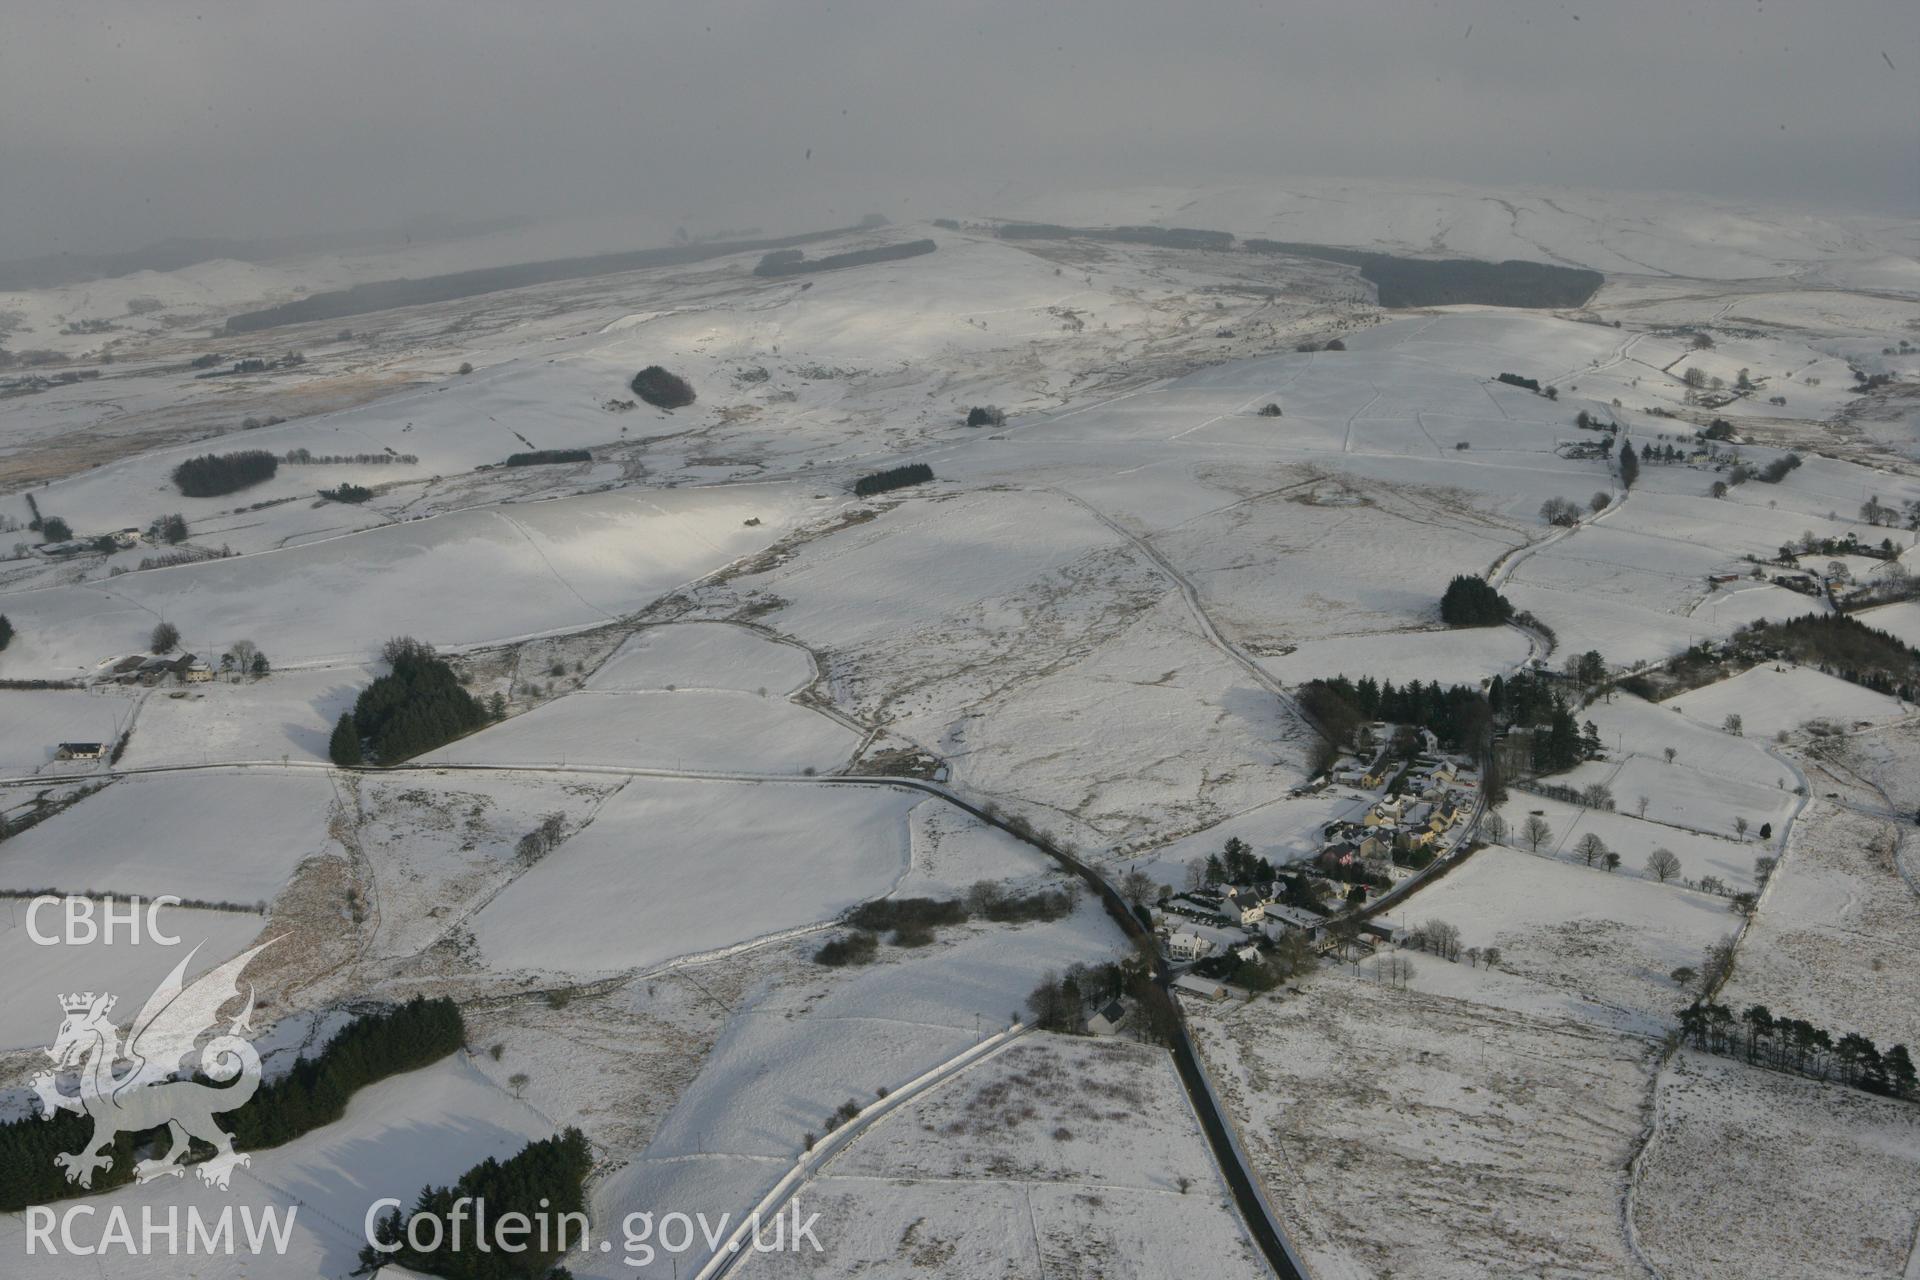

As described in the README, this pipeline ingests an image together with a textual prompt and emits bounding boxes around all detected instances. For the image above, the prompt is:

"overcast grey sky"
[1,0,1914,259]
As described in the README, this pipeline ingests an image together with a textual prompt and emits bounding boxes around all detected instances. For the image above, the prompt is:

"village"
[1148,728,1483,1002]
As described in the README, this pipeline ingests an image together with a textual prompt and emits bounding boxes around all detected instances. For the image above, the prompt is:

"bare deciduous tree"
[1647,848,1682,882]
[1522,815,1553,852]
[1119,869,1157,905]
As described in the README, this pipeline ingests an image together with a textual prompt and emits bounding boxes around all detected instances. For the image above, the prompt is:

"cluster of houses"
[1157,882,1331,966]
[1154,733,1479,976]
[1318,735,1477,869]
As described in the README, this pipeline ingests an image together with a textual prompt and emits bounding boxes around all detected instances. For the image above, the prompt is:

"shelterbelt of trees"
[0,997,463,1211]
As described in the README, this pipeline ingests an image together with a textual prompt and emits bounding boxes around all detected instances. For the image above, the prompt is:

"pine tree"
[329,713,362,767]
[1886,1045,1917,1098]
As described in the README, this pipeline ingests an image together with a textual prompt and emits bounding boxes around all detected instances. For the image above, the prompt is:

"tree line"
[0,996,463,1213]
[1680,1001,1916,1099]
[503,450,591,467]
[816,882,1076,960]
[283,449,418,465]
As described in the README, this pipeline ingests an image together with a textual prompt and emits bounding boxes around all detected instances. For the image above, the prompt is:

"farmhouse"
[55,742,104,761]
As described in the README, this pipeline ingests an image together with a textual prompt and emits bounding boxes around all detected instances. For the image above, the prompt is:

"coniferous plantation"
[333,637,490,764]
[170,449,279,496]
[1439,574,1514,626]
[852,462,933,497]
[629,365,695,409]
[359,1128,593,1279]
[0,997,462,1212]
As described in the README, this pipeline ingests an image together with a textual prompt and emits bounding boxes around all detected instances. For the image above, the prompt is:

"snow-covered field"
[0,903,265,1050]
[0,485,826,678]
[732,1035,1266,1280]
[585,622,816,694]
[117,666,373,768]
[429,687,860,774]
[1585,692,1800,787]
[1490,792,1770,891]
[590,901,1121,1279]
[1665,664,1911,739]
[1634,1050,1920,1280]
[1555,755,1797,843]
[1721,775,1920,1051]
[1264,626,1532,686]
[1191,969,1655,1279]
[0,689,133,775]
[468,778,920,975]
[1377,845,1730,1031]
[1858,600,1920,650]
[0,772,337,903]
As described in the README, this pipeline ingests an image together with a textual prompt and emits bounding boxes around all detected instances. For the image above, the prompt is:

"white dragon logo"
[31,940,276,1191]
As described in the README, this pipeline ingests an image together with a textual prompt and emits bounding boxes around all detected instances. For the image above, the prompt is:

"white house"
[1224,890,1265,926]
[1166,929,1216,962]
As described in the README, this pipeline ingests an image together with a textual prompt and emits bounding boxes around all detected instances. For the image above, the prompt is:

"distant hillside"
[753,239,937,278]
[222,223,868,333]
[1244,241,1603,308]
[992,219,1601,308]
[0,218,524,292]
